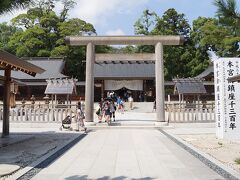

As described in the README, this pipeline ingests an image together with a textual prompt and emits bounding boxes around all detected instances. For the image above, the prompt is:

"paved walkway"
[32,128,223,180]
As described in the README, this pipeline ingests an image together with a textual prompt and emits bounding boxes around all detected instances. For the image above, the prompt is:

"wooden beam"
[144,61,149,64]
[2,67,11,137]
[0,50,45,76]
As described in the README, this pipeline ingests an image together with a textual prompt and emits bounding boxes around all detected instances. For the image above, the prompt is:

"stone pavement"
[32,128,223,180]
[164,123,240,176]
[0,106,237,179]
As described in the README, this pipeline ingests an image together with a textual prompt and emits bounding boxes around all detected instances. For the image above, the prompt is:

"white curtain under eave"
[104,80,143,91]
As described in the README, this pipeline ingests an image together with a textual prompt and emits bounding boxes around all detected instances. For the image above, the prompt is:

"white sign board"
[214,58,240,141]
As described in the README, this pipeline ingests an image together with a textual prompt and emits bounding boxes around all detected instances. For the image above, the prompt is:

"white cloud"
[0,0,150,27]
[70,0,150,25]
[105,28,125,35]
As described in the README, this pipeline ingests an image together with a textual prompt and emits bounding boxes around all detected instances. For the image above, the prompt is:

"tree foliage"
[0,0,33,15]
[133,4,240,80]
[134,9,157,35]
[213,0,240,56]
[214,0,240,35]
[134,8,198,80]
[0,22,21,51]
[3,0,97,80]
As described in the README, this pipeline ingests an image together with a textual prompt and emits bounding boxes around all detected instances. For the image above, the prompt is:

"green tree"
[0,22,21,51]
[192,15,240,57]
[0,0,33,15]
[134,9,158,53]
[134,9,157,35]
[7,0,97,80]
[214,0,240,35]
[154,8,192,79]
[152,8,190,37]
[134,8,195,80]
[213,0,240,56]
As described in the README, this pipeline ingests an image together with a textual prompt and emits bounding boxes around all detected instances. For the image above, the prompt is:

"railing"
[166,103,215,123]
[0,104,78,123]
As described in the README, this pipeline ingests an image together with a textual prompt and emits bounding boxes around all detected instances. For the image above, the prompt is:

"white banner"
[104,80,143,91]
[214,58,240,141]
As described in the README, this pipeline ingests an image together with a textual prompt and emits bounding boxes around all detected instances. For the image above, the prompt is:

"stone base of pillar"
[84,122,97,126]
[154,121,168,127]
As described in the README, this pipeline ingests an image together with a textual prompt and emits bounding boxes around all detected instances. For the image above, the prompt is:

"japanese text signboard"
[214,58,240,140]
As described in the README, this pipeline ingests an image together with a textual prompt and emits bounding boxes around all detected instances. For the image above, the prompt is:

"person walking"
[117,96,124,113]
[96,102,103,123]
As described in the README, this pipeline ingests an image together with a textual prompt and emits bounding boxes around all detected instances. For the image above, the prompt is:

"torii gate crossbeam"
[65,35,184,123]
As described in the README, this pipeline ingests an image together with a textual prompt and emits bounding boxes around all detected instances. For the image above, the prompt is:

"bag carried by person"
[96,108,101,115]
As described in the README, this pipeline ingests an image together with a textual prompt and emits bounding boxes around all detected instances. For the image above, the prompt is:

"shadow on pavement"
[0,130,91,179]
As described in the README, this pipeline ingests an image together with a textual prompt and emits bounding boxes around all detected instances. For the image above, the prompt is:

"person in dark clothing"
[153,99,156,112]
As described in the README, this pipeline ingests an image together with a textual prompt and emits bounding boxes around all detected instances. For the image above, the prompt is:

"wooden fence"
[0,102,215,123]
[166,103,215,123]
[0,104,78,123]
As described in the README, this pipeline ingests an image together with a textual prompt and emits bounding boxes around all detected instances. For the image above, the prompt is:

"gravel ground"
[0,132,80,179]
[179,134,240,173]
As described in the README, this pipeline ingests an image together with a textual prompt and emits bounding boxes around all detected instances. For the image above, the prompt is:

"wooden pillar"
[55,94,57,105]
[51,94,53,108]
[27,86,31,99]
[197,95,200,109]
[101,80,104,98]
[143,80,147,102]
[2,68,11,137]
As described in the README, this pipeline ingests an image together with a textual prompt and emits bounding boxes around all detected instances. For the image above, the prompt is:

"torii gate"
[65,36,184,123]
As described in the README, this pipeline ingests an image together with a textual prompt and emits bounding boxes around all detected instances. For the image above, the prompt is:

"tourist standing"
[103,101,111,125]
[76,98,86,132]
[153,99,156,112]
[128,95,133,110]
[110,100,116,121]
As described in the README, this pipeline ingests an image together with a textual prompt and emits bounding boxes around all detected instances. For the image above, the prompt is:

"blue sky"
[0,0,217,35]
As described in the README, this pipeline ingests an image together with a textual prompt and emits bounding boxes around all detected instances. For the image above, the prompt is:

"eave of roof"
[95,63,155,79]
[195,66,214,79]
[0,50,45,76]
[173,78,207,94]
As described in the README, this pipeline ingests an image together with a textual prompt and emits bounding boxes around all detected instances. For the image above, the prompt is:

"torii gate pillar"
[155,42,165,121]
[85,43,95,122]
